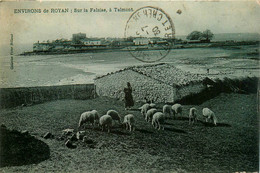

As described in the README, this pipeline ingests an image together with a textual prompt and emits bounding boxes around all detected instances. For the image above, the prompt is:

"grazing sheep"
[189,107,198,125]
[78,110,100,129]
[145,108,157,122]
[123,114,135,132]
[202,108,217,126]
[106,110,121,124]
[149,103,156,108]
[172,104,182,119]
[152,112,165,130]
[91,110,100,125]
[163,105,173,119]
[140,103,151,118]
[99,115,113,133]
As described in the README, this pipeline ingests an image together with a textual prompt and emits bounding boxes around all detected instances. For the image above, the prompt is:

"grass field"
[0,93,258,172]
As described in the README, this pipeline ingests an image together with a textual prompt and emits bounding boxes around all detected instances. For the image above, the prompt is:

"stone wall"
[95,69,176,103]
[0,84,95,109]
[176,83,206,100]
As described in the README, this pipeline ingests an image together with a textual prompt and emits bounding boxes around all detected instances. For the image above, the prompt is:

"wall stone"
[95,69,175,103]
[176,83,206,100]
[0,84,94,109]
[95,66,207,104]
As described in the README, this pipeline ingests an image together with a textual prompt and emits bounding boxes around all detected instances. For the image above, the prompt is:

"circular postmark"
[125,6,175,63]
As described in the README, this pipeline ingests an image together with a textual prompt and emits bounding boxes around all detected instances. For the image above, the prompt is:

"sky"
[0,1,259,54]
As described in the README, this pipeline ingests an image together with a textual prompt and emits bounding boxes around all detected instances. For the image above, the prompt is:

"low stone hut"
[94,63,208,103]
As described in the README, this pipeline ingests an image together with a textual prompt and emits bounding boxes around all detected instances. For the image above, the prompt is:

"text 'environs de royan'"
[14,8,134,14]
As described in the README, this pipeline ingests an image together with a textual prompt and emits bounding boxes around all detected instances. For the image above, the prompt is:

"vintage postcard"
[0,0,259,172]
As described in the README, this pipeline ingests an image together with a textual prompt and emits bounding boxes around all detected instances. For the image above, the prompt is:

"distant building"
[133,38,150,45]
[33,43,52,51]
[72,33,86,43]
[81,39,101,46]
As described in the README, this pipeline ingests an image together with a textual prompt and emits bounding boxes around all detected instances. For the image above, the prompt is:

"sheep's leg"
[170,110,173,119]
[152,120,155,128]
[129,124,132,132]
[78,124,81,131]
[173,112,176,119]
[153,121,157,129]
[107,125,110,133]
[142,111,145,118]
[157,121,161,130]
[156,120,161,130]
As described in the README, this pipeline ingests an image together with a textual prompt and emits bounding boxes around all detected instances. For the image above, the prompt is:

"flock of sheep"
[78,103,218,133]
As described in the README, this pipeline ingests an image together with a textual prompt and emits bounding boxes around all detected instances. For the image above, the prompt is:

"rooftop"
[95,63,205,87]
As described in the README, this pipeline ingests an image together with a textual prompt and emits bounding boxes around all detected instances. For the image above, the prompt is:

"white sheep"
[163,105,173,119]
[149,103,156,108]
[189,107,198,125]
[152,112,165,130]
[145,108,157,122]
[99,114,113,133]
[172,104,183,119]
[78,110,100,129]
[106,110,121,124]
[202,108,217,126]
[91,110,99,123]
[123,114,135,132]
[140,103,151,118]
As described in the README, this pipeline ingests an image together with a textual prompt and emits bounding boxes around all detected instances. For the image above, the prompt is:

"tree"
[186,31,203,40]
[186,30,214,42]
[201,29,214,42]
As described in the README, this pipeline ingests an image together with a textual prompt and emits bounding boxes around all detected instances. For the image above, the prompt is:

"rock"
[62,128,74,135]
[43,132,54,139]
[21,130,29,135]
[1,124,7,129]
[82,136,94,144]
[76,131,85,140]
[65,140,77,149]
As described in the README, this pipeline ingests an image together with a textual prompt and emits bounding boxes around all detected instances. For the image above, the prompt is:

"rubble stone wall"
[95,69,176,103]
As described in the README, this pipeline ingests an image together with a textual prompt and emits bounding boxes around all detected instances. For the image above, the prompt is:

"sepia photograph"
[0,1,259,172]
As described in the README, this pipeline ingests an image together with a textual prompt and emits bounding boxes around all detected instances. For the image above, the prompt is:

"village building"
[33,43,52,51]
[81,39,102,46]
[94,63,208,103]
[133,38,150,45]
[72,33,86,43]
